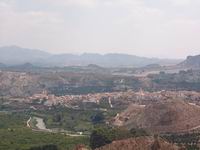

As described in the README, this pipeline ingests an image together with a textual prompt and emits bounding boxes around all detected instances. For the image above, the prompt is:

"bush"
[91,112,105,124]
[130,128,149,137]
[90,126,148,149]
[29,144,58,150]
[90,127,131,149]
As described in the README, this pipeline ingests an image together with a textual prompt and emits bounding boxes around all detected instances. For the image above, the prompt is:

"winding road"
[27,116,85,137]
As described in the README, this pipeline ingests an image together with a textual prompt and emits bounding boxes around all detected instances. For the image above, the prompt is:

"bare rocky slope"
[95,136,181,150]
[0,71,142,97]
[179,55,200,69]
[112,99,200,133]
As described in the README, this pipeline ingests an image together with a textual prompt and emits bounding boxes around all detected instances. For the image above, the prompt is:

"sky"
[0,0,200,59]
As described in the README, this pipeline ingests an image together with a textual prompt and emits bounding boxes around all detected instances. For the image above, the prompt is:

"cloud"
[0,2,63,30]
[170,0,191,6]
[0,0,200,58]
[36,0,98,8]
[0,1,65,50]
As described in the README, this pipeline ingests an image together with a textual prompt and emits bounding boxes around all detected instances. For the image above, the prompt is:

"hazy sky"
[0,0,200,58]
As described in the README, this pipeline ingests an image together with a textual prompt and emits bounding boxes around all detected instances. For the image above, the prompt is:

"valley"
[1,0,200,148]
[0,48,200,150]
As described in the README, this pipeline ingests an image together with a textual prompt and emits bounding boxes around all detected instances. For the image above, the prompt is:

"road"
[27,116,85,137]
[26,117,31,128]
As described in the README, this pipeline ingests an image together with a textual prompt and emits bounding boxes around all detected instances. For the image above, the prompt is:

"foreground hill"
[0,46,181,67]
[96,136,181,150]
[113,99,200,133]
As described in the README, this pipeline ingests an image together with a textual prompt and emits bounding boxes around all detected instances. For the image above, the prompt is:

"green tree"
[29,144,58,150]
[90,126,131,149]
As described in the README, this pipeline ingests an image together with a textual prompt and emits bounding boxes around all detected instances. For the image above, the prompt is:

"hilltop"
[112,99,200,133]
[179,54,200,69]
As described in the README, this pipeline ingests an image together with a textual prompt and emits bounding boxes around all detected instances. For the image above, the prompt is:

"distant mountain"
[48,53,181,67]
[0,46,182,67]
[9,63,37,69]
[179,55,200,69]
[0,46,52,65]
[141,64,162,70]
[0,63,6,68]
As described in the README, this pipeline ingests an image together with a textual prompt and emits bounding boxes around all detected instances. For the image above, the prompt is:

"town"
[27,90,200,108]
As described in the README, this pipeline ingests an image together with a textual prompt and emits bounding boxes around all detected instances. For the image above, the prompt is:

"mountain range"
[0,46,182,67]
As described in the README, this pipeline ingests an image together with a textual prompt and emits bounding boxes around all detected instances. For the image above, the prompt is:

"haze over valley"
[1,0,200,150]
[0,46,200,150]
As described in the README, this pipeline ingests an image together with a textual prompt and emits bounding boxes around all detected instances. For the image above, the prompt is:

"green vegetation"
[31,106,119,133]
[0,106,120,149]
[32,107,99,132]
[90,126,149,149]
[0,112,89,150]
[0,112,28,128]
[28,144,58,150]
[148,70,200,91]
[91,112,105,124]
[0,109,148,150]
[162,132,200,150]
[0,128,89,150]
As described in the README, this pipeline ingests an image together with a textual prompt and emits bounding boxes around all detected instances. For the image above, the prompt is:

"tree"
[90,126,131,149]
[90,127,112,149]
[53,114,62,122]
[29,144,58,150]
[130,128,149,137]
[91,112,105,124]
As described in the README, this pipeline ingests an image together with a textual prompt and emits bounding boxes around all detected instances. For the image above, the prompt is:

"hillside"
[179,55,200,69]
[95,136,181,150]
[1,69,200,97]
[0,71,141,97]
[0,46,51,65]
[113,99,200,133]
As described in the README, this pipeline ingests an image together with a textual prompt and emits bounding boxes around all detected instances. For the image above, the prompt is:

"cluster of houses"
[28,89,200,107]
